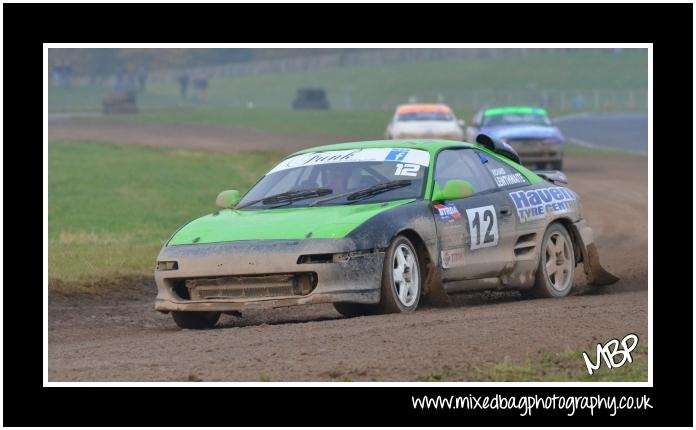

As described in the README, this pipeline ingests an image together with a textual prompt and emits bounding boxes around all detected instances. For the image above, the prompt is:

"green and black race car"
[155,137,617,329]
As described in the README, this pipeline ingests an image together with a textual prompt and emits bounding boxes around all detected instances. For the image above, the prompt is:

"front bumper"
[507,140,562,163]
[154,239,384,312]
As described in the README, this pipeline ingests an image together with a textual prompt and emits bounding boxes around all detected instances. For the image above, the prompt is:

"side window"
[476,151,529,189]
[434,149,496,195]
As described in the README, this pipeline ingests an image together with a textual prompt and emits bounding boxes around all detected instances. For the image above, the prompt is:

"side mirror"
[431,180,475,202]
[457,119,466,128]
[216,189,241,208]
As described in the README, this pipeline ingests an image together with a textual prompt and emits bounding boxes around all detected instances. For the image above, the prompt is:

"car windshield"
[397,112,454,122]
[237,148,430,209]
[482,109,552,127]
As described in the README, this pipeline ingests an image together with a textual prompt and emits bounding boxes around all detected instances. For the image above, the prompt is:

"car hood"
[167,198,416,245]
[393,121,462,134]
[479,124,563,140]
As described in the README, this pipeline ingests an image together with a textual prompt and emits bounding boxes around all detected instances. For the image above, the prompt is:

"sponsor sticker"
[385,149,410,161]
[441,248,466,269]
[509,186,577,223]
[434,202,462,221]
[493,172,526,187]
[268,148,430,173]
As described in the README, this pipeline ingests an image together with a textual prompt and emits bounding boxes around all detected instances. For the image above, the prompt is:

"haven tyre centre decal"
[509,187,577,223]
[466,205,499,250]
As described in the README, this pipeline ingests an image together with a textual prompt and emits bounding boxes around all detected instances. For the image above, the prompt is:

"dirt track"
[48,121,648,381]
[48,119,336,153]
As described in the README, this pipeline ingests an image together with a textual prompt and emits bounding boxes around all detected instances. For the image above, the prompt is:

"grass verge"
[49,141,283,293]
[416,344,648,382]
[84,107,393,140]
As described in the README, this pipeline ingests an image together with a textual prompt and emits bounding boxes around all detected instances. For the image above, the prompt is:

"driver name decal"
[509,187,577,223]
[268,148,430,173]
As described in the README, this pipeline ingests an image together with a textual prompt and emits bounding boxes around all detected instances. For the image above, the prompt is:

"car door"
[431,148,517,281]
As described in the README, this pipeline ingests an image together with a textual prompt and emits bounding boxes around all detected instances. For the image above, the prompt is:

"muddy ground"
[48,120,648,381]
[48,118,336,153]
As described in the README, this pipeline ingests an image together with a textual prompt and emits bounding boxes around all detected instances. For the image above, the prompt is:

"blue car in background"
[466,106,565,170]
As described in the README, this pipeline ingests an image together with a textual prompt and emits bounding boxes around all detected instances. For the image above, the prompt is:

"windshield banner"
[269,148,430,173]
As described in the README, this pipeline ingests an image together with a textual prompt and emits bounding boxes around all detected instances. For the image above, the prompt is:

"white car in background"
[386,104,465,141]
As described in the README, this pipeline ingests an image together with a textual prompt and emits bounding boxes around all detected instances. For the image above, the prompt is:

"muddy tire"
[551,160,563,171]
[171,311,221,329]
[333,302,375,318]
[531,223,576,298]
[377,235,422,313]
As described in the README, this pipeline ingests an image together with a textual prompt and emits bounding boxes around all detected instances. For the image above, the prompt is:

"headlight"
[156,261,179,271]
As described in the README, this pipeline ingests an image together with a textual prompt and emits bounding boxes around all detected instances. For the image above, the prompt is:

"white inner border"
[43,43,652,388]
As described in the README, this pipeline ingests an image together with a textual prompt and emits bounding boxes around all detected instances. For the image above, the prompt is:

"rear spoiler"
[475,134,520,164]
[535,170,568,185]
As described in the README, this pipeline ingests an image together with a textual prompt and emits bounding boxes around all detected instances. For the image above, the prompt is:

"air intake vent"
[185,273,317,300]
[514,233,537,257]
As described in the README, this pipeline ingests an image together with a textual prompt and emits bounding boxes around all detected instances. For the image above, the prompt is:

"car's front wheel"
[530,223,576,298]
[171,311,221,329]
[377,235,422,313]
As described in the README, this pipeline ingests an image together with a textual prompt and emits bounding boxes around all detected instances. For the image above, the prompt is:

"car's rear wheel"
[377,235,422,313]
[530,223,576,298]
[171,311,221,329]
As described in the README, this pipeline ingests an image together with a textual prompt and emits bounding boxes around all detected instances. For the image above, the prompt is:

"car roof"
[290,139,476,156]
[483,106,548,116]
[396,104,453,114]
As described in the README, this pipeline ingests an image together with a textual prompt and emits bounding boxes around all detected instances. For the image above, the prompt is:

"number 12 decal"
[394,163,420,176]
[465,205,499,250]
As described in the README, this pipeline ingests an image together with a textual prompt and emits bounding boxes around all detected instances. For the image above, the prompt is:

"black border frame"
[4,2,692,427]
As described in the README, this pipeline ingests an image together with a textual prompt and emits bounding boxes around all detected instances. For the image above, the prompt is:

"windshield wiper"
[236,187,332,209]
[310,180,412,206]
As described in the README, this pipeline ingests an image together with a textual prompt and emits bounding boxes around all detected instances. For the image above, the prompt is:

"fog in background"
[48,48,648,113]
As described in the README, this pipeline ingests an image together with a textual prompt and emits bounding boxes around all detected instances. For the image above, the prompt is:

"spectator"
[178,73,190,99]
[114,70,126,91]
[573,93,586,110]
[64,64,73,88]
[137,65,148,92]
[193,76,209,101]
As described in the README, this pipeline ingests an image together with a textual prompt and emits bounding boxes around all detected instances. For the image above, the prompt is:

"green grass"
[48,141,284,293]
[49,50,647,112]
[416,345,648,382]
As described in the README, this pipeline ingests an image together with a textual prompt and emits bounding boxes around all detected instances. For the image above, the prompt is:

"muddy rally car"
[386,103,465,140]
[466,106,565,170]
[154,137,617,329]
